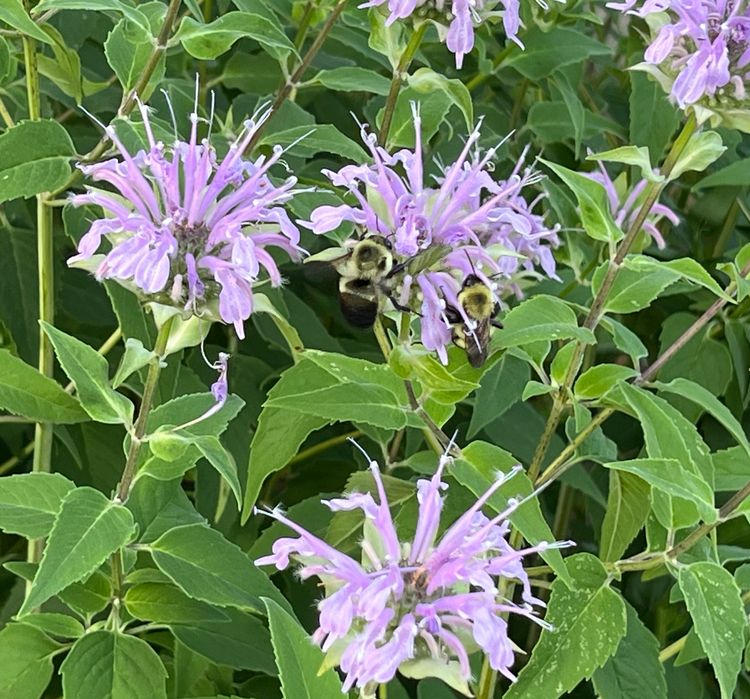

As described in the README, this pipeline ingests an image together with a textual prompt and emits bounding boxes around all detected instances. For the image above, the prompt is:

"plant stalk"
[23,0,54,565]
[115,316,174,503]
[244,0,348,154]
[378,22,427,145]
[527,113,698,482]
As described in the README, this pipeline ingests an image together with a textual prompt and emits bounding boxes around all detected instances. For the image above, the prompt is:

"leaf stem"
[244,0,348,154]
[527,112,698,483]
[378,22,427,146]
[288,429,362,466]
[115,315,175,503]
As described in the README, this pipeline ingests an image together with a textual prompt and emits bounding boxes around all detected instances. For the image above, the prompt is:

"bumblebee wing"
[465,319,490,367]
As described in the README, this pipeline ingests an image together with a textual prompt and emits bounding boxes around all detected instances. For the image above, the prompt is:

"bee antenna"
[464,250,478,277]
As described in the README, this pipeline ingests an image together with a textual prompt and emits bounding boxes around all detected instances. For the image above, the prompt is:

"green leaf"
[264,372,409,428]
[694,158,750,189]
[172,607,276,674]
[0,348,87,423]
[539,158,623,243]
[655,313,732,416]
[603,459,716,524]
[390,345,478,405]
[629,71,679,161]
[126,475,205,543]
[653,378,750,463]
[505,554,627,699]
[264,598,343,698]
[124,582,229,623]
[468,353,529,437]
[0,0,53,44]
[19,487,136,615]
[588,145,661,182]
[618,383,714,486]
[112,338,155,389]
[0,472,75,538]
[495,295,595,349]
[105,17,165,99]
[504,27,611,81]
[554,72,585,156]
[42,322,134,425]
[32,0,151,33]
[367,7,405,69]
[668,131,726,182]
[678,562,745,699]
[407,67,473,131]
[0,623,60,698]
[60,630,167,699]
[259,124,368,162]
[19,612,84,639]
[599,471,650,562]
[451,441,570,585]
[576,364,638,400]
[175,12,296,61]
[149,523,289,614]
[313,66,390,95]
[628,256,734,302]
[592,258,678,314]
[193,435,242,508]
[0,120,74,203]
[593,602,667,699]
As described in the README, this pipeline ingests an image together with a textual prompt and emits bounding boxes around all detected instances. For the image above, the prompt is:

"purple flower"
[611,0,750,118]
[361,0,561,68]
[69,86,303,339]
[303,106,560,364]
[256,447,572,694]
[583,161,679,249]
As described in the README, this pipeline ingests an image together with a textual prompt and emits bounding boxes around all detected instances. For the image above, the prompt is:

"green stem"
[477,656,497,699]
[536,257,750,488]
[116,316,175,503]
[527,113,698,483]
[293,0,316,50]
[0,96,15,128]
[464,43,514,92]
[49,0,183,198]
[378,22,427,145]
[244,0,348,154]
[23,0,53,566]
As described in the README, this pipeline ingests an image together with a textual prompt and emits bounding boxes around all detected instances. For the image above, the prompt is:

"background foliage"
[1,0,750,697]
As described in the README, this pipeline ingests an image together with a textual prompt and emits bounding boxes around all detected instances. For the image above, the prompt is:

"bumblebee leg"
[490,319,504,330]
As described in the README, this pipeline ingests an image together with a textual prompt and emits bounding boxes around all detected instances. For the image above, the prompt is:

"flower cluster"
[584,161,679,249]
[611,0,750,127]
[304,107,560,364]
[362,0,561,68]
[69,89,303,339]
[256,448,569,695]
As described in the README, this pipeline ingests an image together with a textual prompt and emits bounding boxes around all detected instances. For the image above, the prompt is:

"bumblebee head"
[351,237,394,279]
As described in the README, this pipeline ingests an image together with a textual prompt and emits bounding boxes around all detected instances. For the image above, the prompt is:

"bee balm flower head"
[611,0,750,129]
[256,446,572,696]
[303,105,560,364]
[69,85,303,339]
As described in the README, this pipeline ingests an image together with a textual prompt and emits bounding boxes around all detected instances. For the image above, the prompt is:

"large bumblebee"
[444,274,502,367]
[332,236,404,328]
[328,236,450,329]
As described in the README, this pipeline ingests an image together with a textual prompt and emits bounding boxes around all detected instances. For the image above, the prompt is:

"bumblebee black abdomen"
[339,278,378,328]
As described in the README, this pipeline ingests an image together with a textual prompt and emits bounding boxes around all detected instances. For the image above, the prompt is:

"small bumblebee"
[445,274,502,367]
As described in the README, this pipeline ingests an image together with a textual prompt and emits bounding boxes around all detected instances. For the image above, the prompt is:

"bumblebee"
[334,236,401,328]
[332,237,451,329]
[445,274,502,367]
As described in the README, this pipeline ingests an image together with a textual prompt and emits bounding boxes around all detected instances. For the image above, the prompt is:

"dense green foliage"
[1,0,750,697]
